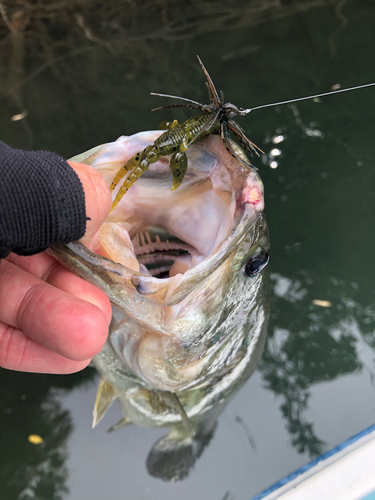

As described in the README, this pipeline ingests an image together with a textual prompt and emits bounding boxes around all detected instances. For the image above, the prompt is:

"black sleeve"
[0,141,87,259]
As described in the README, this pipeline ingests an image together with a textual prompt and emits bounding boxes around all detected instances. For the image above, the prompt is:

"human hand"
[0,161,112,374]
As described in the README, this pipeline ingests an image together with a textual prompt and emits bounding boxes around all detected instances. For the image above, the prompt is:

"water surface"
[1,1,375,499]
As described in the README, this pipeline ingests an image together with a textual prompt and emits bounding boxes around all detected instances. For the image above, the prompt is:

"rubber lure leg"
[169,151,188,190]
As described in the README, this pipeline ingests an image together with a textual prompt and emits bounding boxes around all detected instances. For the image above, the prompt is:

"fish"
[51,130,270,478]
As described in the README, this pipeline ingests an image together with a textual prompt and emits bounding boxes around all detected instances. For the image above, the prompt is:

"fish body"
[51,131,270,472]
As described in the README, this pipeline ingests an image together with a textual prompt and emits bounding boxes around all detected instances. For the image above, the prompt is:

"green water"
[1,1,375,498]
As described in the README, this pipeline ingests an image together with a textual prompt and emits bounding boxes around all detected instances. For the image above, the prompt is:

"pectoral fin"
[107,416,132,433]
[92,377,117,428]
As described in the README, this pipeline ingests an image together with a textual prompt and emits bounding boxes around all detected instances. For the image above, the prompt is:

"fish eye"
[244,249,270,277]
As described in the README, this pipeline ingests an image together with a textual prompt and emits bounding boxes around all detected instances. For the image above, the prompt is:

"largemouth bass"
[51,131,270,477]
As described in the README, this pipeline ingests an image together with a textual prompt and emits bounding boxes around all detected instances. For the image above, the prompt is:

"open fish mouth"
[86,131,265,300]
[130,227,198,279]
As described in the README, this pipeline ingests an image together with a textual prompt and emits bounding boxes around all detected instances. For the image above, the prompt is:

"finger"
[0,260,109,361]
[7,252,112,325]
[0,323,91,374]
[68,161,112,246]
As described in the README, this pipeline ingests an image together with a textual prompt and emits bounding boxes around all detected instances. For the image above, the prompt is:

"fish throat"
[130,226,196,279]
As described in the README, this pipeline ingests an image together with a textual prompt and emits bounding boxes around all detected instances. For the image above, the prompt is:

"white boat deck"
[251,423,375,500]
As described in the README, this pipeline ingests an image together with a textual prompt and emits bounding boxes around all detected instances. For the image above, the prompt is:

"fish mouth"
[130,225,199,279]
[89,133,265,302]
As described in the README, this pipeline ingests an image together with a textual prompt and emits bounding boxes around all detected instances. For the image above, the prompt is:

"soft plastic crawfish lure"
[110,56,375,211]
[110,56,262,210]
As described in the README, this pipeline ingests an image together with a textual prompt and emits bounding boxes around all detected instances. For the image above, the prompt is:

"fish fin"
[107,416,132,433]
[92,377,117,428]
[161,391,195,436]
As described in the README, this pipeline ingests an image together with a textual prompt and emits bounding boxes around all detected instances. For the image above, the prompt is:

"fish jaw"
[51,132,268,392]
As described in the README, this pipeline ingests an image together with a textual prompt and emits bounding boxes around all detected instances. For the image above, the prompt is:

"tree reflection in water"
[0,0,375,493]
[1,271,374,491]
[259,272,374,457]
[0,369,95,499]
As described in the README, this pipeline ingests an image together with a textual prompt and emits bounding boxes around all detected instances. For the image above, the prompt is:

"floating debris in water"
[272,135,285,144]
[11,111,27,121]
[221,492,233,500]
[270,148,281,157]
[235,415,256,450]
[28,434,44,445]
[331,83,341,90]
[221,45,259,61]
[312,299,332,307]
[270,161,278,169]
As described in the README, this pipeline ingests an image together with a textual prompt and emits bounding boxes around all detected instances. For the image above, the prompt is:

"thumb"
[68,161,112,246]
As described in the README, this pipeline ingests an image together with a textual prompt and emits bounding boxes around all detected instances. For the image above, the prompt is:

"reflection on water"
[260,272,375,457]
[0,0,355,153]
[2,268,373,495]
[1,0,375,498]
[0,0,340,97]
[0,369,94,499]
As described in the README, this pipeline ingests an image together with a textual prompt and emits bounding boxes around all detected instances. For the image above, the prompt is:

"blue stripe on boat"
[251,422,375,500]
[361,490,375,500]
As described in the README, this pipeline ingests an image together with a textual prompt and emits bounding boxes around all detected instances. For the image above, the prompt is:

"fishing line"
[242,82,375,113]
